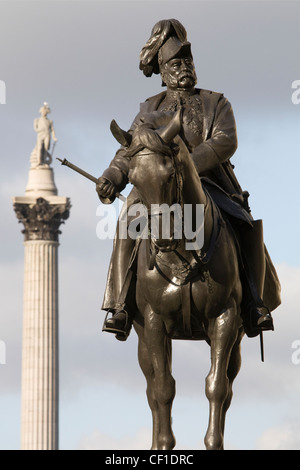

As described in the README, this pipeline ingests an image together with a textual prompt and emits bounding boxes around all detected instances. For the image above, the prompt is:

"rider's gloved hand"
[96,176,117,202]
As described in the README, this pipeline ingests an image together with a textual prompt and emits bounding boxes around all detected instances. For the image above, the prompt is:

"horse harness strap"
[181,282,192,337]
[192,193,223,266]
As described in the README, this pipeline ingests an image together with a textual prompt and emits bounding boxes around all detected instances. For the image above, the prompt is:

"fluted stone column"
[13,164,70,450]
[21,240,59,449]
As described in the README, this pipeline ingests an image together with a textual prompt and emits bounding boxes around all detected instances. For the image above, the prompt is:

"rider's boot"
[240,219,274,337]
[103,304,132,341]
[102,235,135,340]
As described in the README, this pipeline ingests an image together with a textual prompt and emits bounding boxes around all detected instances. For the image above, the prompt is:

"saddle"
[201,178,253,227]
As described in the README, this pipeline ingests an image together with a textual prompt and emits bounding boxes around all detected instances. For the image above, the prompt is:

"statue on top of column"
[30,102,58,168]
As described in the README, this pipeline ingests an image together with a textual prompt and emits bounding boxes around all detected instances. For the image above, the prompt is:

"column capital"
[13,196,71,242]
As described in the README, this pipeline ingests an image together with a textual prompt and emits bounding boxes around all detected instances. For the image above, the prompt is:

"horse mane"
[126,122,176,159]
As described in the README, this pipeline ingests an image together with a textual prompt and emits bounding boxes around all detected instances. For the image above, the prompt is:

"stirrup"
[102,309,131,341]
[243,303,274,338]
[256,306,274,331]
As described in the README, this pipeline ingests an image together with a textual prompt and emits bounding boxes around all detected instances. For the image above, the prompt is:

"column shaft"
[21,240,59,450]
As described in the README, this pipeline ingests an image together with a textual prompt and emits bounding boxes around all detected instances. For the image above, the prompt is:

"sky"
[0,0,299,451]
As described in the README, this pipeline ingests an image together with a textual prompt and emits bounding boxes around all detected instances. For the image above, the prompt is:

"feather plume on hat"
[139,19,187,77]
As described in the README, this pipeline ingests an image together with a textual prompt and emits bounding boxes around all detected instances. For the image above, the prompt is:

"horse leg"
[136,332,160,449]
[220,331,244,437]
[141,305,176,450]
[204,305,240,450]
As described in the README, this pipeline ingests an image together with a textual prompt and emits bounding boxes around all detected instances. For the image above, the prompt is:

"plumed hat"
[139,19,190,77]
[158,36,192,67]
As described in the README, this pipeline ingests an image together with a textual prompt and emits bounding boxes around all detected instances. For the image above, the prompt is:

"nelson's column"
[13,103,70,450]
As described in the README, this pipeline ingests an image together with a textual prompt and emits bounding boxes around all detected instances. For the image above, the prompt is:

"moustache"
[178,71,195,80]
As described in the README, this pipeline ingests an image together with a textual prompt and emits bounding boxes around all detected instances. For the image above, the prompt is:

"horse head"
[110,110,186,252]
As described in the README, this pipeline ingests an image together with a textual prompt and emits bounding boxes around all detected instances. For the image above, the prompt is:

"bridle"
[128,144,185,253]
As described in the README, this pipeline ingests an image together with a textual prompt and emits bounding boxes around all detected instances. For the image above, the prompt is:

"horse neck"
[174,136,207,207]
[174,136,214,254]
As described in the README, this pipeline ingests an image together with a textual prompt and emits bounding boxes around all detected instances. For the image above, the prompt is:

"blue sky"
[0,0,299,450]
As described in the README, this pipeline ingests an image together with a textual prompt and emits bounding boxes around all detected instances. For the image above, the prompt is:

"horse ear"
[158,108,182,144]
[110,120,132,147]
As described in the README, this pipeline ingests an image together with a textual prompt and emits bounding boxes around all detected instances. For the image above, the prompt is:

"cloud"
[257,422,300,450]
[0,259,23,393]
[78,427,152,450]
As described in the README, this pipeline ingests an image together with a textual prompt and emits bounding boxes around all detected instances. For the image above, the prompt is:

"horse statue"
[108,108,247,451]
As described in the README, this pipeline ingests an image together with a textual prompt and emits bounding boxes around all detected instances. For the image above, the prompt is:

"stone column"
[22,240,59,450]
[13,171,70,450]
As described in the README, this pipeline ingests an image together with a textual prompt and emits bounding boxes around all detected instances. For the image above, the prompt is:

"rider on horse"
[96,19,281,340]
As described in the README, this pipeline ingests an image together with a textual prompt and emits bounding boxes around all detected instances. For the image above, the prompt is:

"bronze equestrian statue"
[95,19,281,449]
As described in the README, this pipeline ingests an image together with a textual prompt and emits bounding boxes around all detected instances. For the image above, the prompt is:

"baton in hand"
[56,158,126,202]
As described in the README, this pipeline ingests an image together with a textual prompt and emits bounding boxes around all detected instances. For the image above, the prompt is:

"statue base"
[25,165,57,197]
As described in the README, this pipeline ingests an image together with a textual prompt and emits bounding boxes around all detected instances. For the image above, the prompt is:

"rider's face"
[160,57,197,91]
